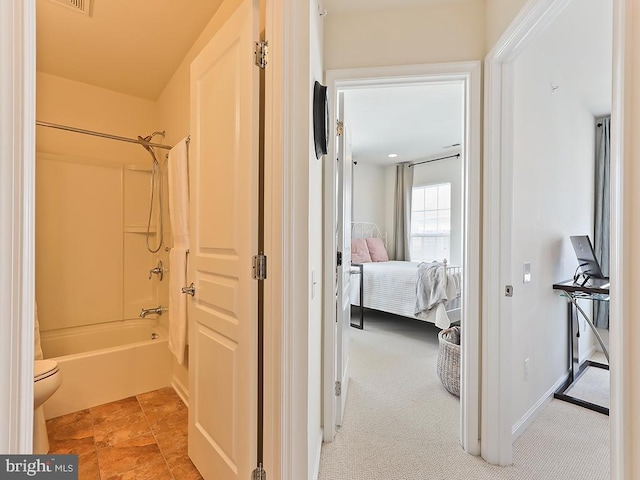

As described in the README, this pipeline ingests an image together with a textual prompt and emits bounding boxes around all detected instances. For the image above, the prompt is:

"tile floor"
[46,387,203,480]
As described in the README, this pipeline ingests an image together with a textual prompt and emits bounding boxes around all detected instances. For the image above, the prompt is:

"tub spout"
[140,306,164,318]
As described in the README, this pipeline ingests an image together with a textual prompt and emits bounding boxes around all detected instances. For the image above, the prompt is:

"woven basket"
[437,326,461,397]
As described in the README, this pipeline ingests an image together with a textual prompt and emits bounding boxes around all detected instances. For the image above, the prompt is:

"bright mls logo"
[0,455,77,479]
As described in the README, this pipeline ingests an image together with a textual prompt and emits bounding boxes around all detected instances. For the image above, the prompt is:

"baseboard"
[580,344,597,364]
[312,429,323,480]
[171,374,189,406]
[512,373,569,441]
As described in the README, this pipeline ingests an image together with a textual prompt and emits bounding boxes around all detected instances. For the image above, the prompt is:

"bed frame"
[350,222,461,328]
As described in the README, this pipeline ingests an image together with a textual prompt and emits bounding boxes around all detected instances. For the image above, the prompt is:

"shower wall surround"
[36,72,170,334]
[36,154,164,332]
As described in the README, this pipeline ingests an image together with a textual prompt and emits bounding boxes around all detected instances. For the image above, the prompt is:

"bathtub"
[41,319,172,419]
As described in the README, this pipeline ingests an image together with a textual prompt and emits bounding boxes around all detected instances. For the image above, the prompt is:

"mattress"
[350,261,461,325]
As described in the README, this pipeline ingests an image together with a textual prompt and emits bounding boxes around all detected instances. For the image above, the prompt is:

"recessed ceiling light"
[388,153,398,158]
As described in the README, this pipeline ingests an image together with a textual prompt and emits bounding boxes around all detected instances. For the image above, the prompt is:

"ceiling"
[36,0,465,157]
[36,0,224,100]
[322,0,481,15]
[342,83,464,166]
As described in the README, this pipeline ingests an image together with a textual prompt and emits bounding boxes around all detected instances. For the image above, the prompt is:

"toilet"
[33,359,62,454]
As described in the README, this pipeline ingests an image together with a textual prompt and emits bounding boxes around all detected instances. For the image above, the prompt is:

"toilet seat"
[34,360,59,382]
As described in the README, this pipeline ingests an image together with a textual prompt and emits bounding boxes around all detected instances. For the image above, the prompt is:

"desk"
[350,263,364,329]
[552,279,609,415]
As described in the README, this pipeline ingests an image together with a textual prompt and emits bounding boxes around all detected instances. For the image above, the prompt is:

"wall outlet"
[524,358,530,381]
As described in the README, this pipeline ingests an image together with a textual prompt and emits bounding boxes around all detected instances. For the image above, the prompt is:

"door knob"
[181,283,195,296]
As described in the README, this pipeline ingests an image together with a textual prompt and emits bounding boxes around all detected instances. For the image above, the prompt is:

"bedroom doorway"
[322,62,482,455]
[483,0,617,467]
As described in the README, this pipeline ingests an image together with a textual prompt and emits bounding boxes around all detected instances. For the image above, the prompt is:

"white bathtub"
[41,319,172,419]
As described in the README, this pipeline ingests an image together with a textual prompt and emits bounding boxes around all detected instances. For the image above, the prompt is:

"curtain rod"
[408,153,460,168]
[36,121,173,150]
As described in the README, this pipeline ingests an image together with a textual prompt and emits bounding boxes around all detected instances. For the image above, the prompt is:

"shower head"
[138,132,165,165]
[143,131,166,142]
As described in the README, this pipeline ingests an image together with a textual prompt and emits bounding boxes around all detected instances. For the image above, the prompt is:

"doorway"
[322,61,482,455]
[483,0,617,470]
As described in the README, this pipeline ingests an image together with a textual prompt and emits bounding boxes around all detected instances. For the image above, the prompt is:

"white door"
[188,1,260,479]
[335,95,352,426]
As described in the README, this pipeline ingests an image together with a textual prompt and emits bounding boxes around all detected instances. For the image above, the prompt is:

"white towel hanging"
[167,137,190,364]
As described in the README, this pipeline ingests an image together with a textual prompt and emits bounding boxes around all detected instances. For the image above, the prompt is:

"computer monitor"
[570,235,606,279]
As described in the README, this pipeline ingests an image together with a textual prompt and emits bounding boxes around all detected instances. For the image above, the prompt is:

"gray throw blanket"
[415,261,449,315]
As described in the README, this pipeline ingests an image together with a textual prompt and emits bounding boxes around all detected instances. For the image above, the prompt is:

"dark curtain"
[392,163,413,261]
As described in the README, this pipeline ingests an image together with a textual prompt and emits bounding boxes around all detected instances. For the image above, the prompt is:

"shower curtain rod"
[36,121,173,150]
[408,153,460,168]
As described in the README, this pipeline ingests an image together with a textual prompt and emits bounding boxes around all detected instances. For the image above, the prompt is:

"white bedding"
[350,261,461,327]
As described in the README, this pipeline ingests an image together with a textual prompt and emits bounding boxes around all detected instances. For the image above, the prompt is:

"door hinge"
[253,254,267,280]
[252,465,266,480]
[336,251,343,267]
[335,381,341,396]
[254,41,268,69]
[336,120,344,137]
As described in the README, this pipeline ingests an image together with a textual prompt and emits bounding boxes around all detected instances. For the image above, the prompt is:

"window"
[410,183,451,262]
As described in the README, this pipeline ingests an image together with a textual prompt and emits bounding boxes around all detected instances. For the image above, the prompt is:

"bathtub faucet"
[140,306,165,318]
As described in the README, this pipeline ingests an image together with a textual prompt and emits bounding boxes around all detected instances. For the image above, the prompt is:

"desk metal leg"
[554,298,609,415]
[568,296,609,363]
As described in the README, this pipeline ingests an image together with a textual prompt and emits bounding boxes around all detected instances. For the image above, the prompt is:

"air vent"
[48,0,93,16]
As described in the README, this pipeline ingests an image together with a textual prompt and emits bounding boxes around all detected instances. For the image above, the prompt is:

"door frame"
[323,61,482,454]
[483,0,629,472]
[334,92,353,430]
[0,0,36,454]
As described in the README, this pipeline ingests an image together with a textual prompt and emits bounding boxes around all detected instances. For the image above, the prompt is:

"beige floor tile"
[155,422,188,468]
[91,396,141,420]
[46,409,95,456]
[137,387,183,412]
[102,457,174,480]
[96,433,165,479]
[91,396,153,448]
[170,456,204,480]
[138,389,186,428]
[78,451,100,480]
[46,388,203,480]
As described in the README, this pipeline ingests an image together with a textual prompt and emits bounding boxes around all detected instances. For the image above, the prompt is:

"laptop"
[570,235,609,286]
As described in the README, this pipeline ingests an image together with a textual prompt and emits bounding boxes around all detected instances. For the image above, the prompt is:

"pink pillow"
[351,238,372,263]
[366,237,389,262]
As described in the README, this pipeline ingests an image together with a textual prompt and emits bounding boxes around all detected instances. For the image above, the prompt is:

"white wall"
[324,2,485,70]
[484,0,528,50]
[509,0,612,426]
[352,162,386,232]
[308,0,325,477]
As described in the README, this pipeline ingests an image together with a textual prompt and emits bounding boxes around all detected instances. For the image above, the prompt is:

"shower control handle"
[182,283,195,297]
[149,260,164,281]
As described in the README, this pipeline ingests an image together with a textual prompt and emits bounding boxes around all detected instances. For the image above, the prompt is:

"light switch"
[523,262,531,283]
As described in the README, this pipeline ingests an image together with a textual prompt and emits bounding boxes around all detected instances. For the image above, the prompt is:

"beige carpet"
[565,365,610,409]
[319,311,610,480]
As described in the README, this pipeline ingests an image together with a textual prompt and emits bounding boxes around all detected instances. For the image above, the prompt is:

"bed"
[349,222,461,329]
